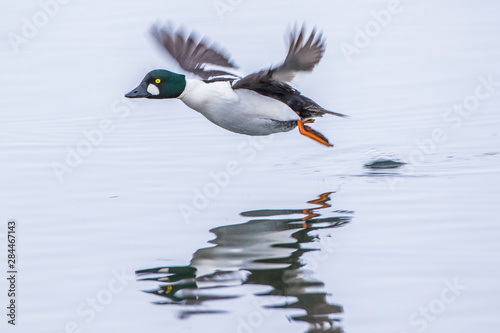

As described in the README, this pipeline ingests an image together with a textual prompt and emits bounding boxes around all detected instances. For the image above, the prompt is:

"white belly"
[179,80,300,135]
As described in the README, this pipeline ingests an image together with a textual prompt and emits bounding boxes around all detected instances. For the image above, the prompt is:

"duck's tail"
[320,109,348,118]
[298,96,348,119]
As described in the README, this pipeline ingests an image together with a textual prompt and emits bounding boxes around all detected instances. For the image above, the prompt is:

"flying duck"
[125,23,346,147]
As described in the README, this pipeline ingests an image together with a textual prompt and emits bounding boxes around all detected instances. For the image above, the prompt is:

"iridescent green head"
[125,70,186,99]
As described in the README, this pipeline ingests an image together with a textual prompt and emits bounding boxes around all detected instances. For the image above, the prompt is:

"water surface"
[1,1,499,333]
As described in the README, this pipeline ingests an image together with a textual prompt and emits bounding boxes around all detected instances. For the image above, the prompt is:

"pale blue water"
[1,1,500,332]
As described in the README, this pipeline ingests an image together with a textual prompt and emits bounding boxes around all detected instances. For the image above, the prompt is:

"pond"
[1,1,499,333]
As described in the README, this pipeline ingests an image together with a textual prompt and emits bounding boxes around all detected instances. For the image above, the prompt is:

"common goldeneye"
[125,24,346,147]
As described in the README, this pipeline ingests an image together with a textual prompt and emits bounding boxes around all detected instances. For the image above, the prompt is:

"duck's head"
[125,69,186,99]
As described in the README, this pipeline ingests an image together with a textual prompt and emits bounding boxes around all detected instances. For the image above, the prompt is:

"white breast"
[179,79,299,135]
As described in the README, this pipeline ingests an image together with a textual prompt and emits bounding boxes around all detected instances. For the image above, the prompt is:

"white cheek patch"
[147,84,160,96]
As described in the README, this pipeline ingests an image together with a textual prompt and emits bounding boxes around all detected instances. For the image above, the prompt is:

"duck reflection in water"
[136,192,353,332]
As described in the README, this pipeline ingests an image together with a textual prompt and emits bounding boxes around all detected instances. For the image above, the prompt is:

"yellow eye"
[155,78,161,84]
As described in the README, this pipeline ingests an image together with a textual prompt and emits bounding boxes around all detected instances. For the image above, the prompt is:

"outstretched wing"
[273,25,326,83]
[233,26,346,119]
[233,25,325,89]
[150,24,239,80]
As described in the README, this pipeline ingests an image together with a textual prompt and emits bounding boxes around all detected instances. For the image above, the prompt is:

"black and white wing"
[233,26,325,88]
[232,26,346,119]
[272,25,326,83]
[150,24,239,80]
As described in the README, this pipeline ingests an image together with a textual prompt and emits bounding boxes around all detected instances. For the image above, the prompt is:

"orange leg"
[297,120,333,147]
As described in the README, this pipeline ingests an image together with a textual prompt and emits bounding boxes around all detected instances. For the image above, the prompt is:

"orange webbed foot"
[297,120,333,147]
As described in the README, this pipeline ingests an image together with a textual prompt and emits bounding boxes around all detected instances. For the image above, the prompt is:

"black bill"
[125,82,151,98]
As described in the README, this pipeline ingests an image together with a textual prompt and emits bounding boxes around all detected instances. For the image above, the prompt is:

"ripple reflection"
[136,192,353,332]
